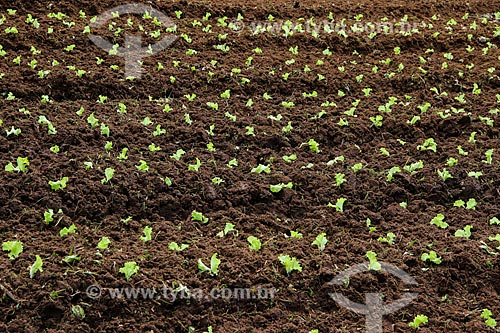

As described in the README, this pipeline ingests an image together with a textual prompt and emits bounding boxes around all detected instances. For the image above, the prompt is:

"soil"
[1,0,500,332]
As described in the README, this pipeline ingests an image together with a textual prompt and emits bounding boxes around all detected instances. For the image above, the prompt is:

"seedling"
[101,168,115,184]
[191,210,209,223]
[306,139,320,153]
[97,237,111,250]
[430,213,448,229]
[5,157,29,173]
[404,160,424,175]
[29,255,43,278]
[119,261,139,281]
[366,251,381,271]
[466,198,477,210]
[328,198,347,212]
[490,217,500,225]
[480,309,497,328]
[168,242,189,251]
[408,314,428,329]
[335,173,346,187]
[417,138,437,153]
[278,254,302,274]
[251,164,271,174]
[270,182,293,193]
[289,231,303,239]
[312,233,328,251]
[170,149,185,161]
[386,166,401,182]
[455,225,473,238]
[140,226,152,242]
[60,224,76,237]
[2,240,23,260]
[198,253,220,276]
[378,232,395,245]
[48,177,69,191]
[247,236,261,251]
[421,251,442,264]
[482,149,494,164]
[135,160,149,172]
[217,222,238,237]
[437,168,453,181]
[188,158,201,171]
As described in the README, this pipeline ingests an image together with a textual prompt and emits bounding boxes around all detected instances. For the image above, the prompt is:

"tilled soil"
[1,0,500,332]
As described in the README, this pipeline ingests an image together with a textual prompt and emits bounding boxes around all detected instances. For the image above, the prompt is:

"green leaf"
[278,254,302,274]
[2,240,23,259]
[119,261,139,281]
[29,255,43,278]
[312,233,328,251]
[247,236,261,251]
[97,237,111,249]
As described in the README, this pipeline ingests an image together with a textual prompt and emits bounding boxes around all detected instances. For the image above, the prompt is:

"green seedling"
[29,255,43,278]
[188,158,201,171]
[97,237,111,249]
[170,149,185,161]
[430,213,448,229]
[278,254,302,274]
[60,224,76,237]
[328,198,347,212]
[455,225,473,238]
[378,232,395,245]
[270,182,293,193]
[48,177,69,191]
[140,226,152,242]
[421,251,442,264]
[251,164,271,174]
[366,251,381,271]
[408,314,428,329]
[198,253,220,276]
[191,210,208,223]
[247,236,261,251]
[119,261,139,281]
[2,240,23,259]
[312,233,328,251]
[5,157,29,173]
[135,160,149,172]
[101,167,115,184]
[168,242,188,251]
[480,309,497,328]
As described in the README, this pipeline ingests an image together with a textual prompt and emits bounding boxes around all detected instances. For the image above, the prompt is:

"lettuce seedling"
[97,237,111,249]
[378,232,395,245]
[119,261,139,281]
[366,251,381,271]
[170,149,185,161]
[49,177,69,191]
[482,149,494,164]
[188,158,201,171]
[101,168,114,184]
[466,198,477,210]
[270,182,293,193]
[38,115,57,134]
[191,210,208,223]
[251,164,271,174]
[312,233,328,251]
[408,314,428,329]
[430,213,448,229]
[29,255,43,278]
[2,240,23,259]
[135,160,149,172]
[5,157,29,173]
[289,230,303,239]
[386,166,401,182]
[168,242,188,251]
[247,236,261,251]
[455,225,472,238]
[198,253,220,276]
[437,168,453,181]
[6,126,21,136]
[60,224,76,237]
[306,139,320,153]
[421,251,441,264]
[489,217,500,225]
[328,198,347,212]
[87,113,99,127]
[480,309,497,328]
[217,222,238,237]
[140,226,152,242]
[404,160,424,174]
[278,255,302,274]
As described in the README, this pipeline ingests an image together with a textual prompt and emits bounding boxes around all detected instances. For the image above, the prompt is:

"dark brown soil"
[1,0,500,332]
